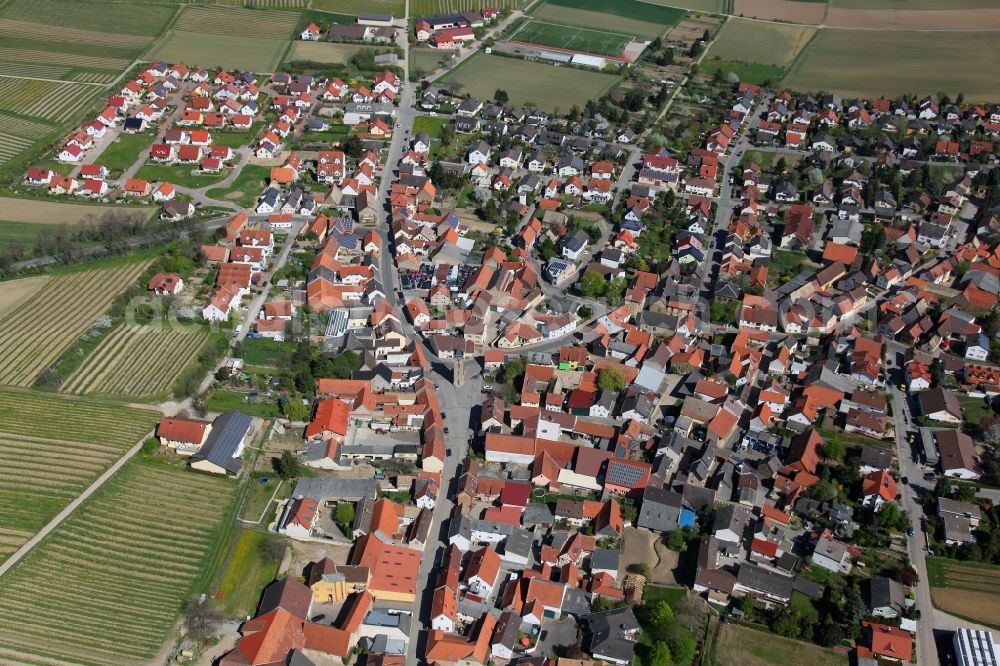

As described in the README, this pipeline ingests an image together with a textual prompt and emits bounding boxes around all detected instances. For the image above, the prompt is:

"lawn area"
[706,18,816,65]
[783,29,1000,100]
[740,150,775,168]
[819,426,894,450]
[643,584,688,606]
[98,132,155,176]
[206,163,271,208]
[150,31,290,72]
[768,248,810,286]
[239,475,286,524]
[717,623,848,666]
[960,395,994,429]
[237,337,294,367]
[215,528,281,618]
[134,164,230,189]
[791,590,820,623]
[704,58,787,86]
[511,20,632,57]
[440,53,620,113]
[927,557,1000,629]
[410,47,448,78]
[413,115,450,139]
[205,389,283,418]
[211,127,261,148]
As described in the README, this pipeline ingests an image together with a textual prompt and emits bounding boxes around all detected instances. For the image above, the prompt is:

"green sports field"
[511,20,632,57]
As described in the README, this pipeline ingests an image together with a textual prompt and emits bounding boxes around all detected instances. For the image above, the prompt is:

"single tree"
[335,502,355,534]
[596,366,625,392]
[275,450,302,480]
[183,597,223,642]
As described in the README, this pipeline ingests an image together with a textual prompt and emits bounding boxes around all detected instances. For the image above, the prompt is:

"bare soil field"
[0,275,48,318]
[932,588,1000,629]
[825,7,1000,30]
[733,0,826,24]
[622,527,679,585]
[666,18,720,43]
[0,197,152,225]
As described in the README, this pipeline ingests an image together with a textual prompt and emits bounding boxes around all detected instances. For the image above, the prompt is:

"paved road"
[889,386,938,666]
[0,425,157,578]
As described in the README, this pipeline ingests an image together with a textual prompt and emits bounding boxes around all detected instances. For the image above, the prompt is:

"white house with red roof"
[300,22,321,40]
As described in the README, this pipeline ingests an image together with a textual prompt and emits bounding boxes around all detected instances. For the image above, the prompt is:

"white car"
[429,111,438,117]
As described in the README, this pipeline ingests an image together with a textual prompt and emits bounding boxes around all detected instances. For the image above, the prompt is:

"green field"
[98,132,156,176]
[134,163,230,189]
[783,29,1000,100]
[705,58,787,85]
[411,0,524,15]
[542,0,685,25]
[286,40,372,64]
[0,0,175,36]
[643,0,724,10]
[150,31,291,72]
[441,53,620,112]
[215,529,281,618]
[313,0,405,15]
[0,220,56,246]
[0,389,159,564]
[206,163,272,208]
[531,3,672,40]
[0,458,238,664]
[511,20,632,57]
[707,18,816,65]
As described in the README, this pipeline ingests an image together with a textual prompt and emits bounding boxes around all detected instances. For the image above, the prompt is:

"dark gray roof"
[590,547,620,572]
[190,411,252,475]
[582,606,640,661]
[637,485,682,532]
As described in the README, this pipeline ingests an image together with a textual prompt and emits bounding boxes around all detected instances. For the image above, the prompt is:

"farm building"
[189,411,253,476]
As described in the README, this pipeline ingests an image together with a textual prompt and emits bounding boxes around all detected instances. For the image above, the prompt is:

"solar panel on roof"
[608,462,644,487]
